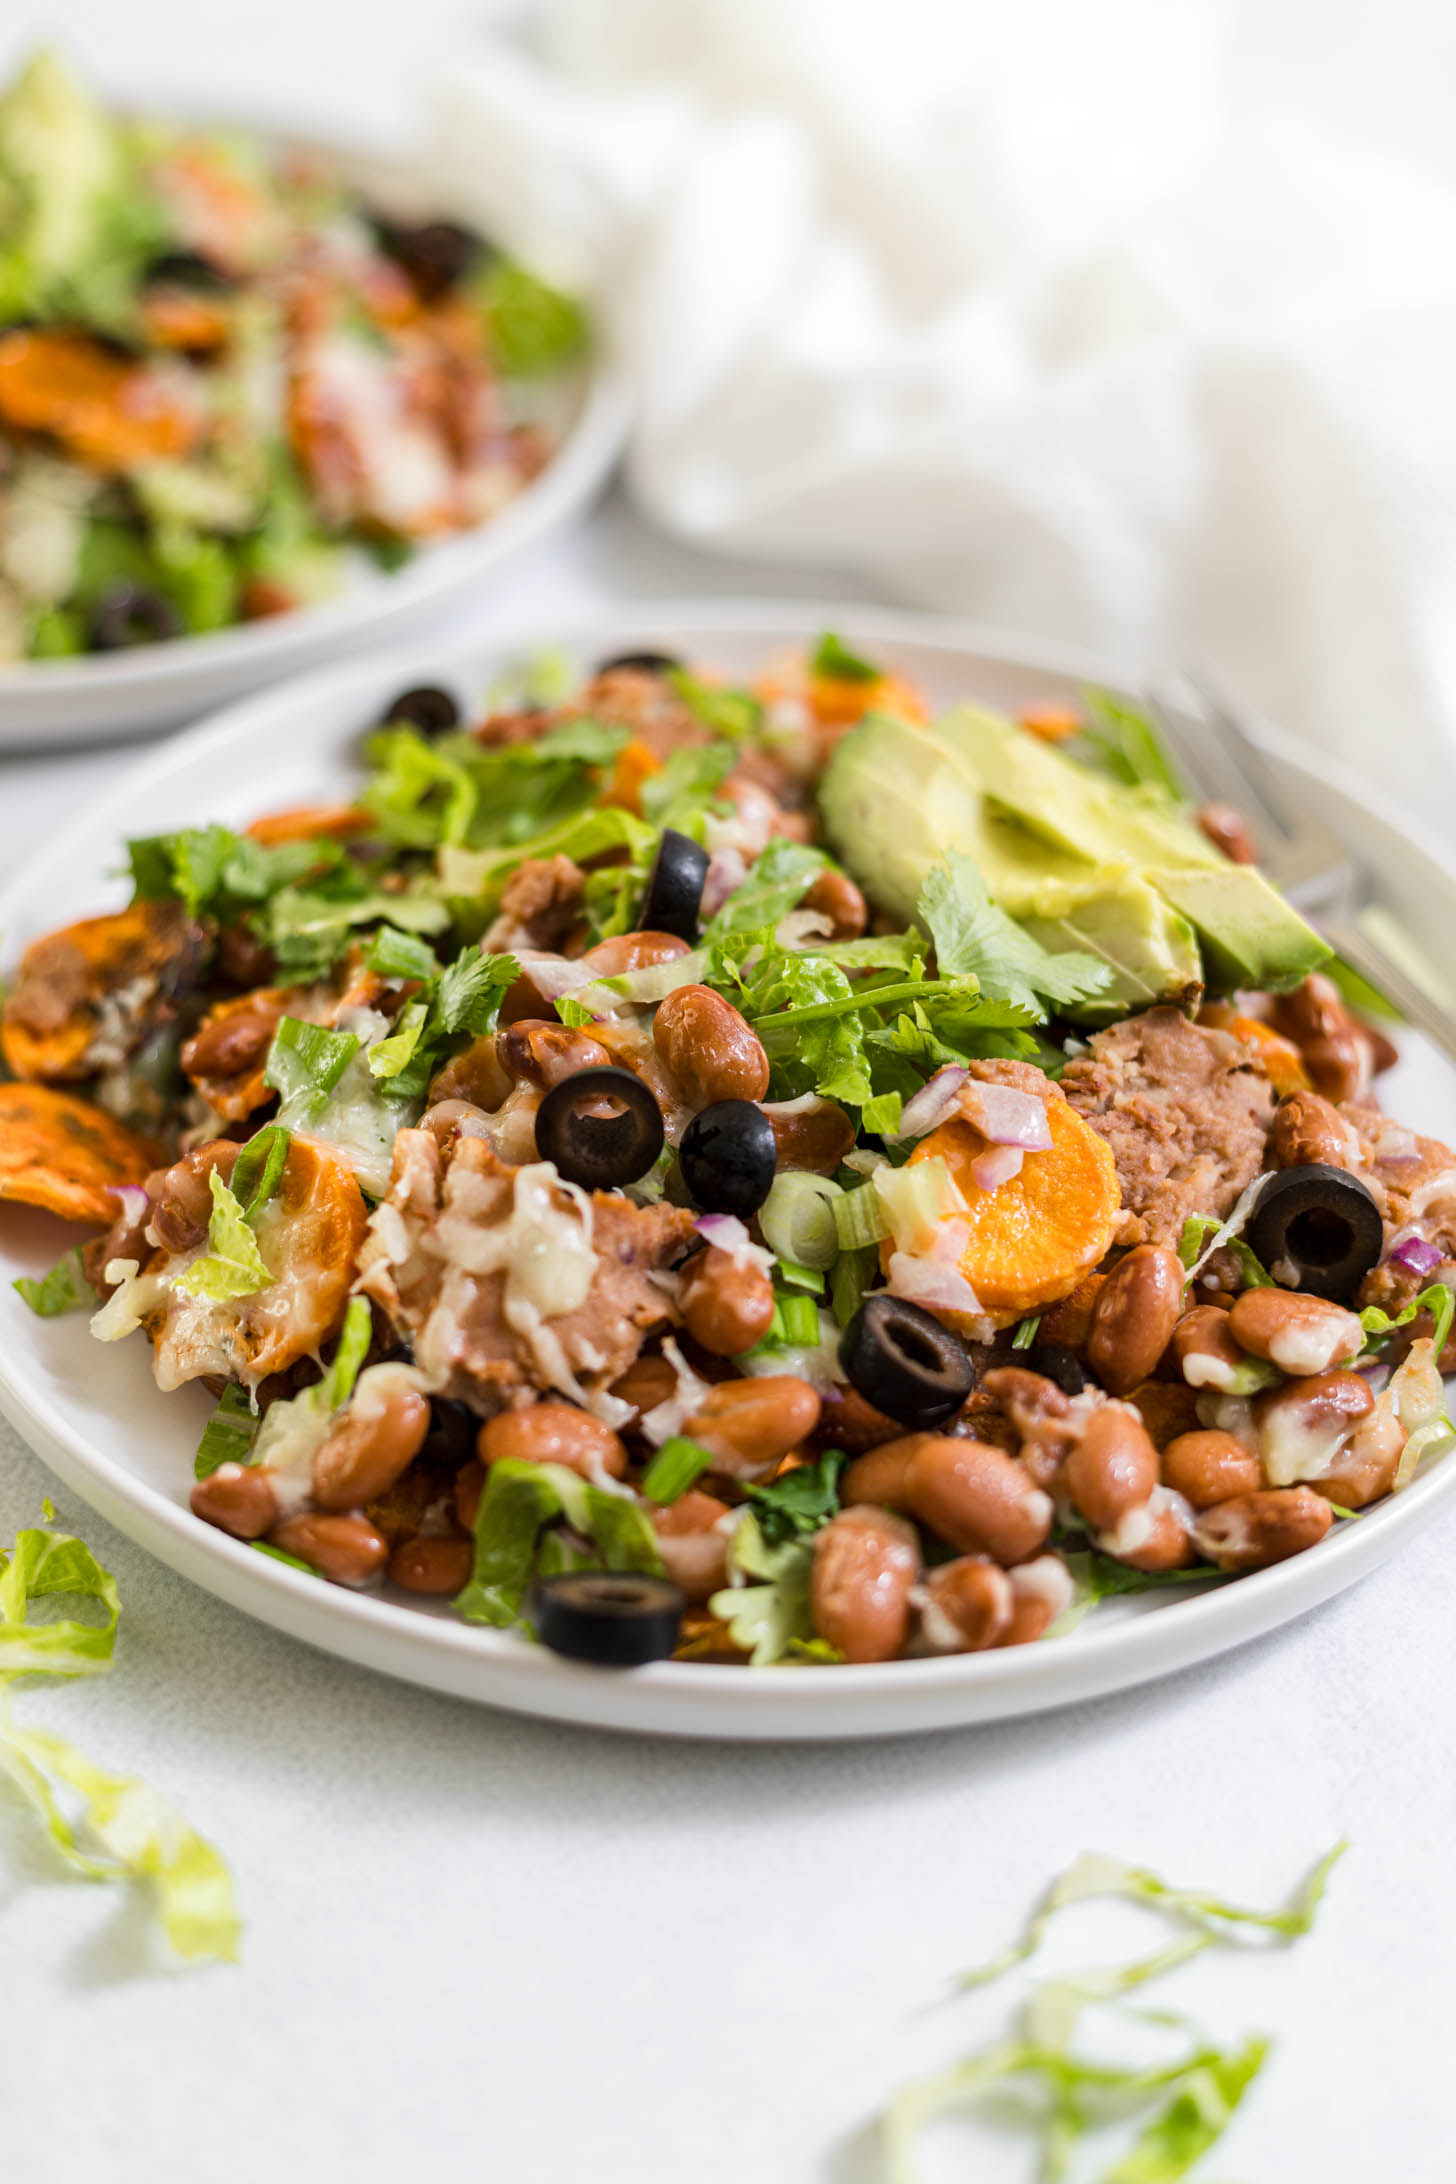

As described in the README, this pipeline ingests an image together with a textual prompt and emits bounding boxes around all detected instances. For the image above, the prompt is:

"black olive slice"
[88,580,182,651]
[595,649,682,676]
[372,216,485,299]
[637,827,710,943]
[534,1571,684,1666]
[378,684,460,737]
[143,247,233,290]
[535,1066,665,1190]
[839,1293,976,1430]
[1245,1163,1384,1302]
[678,1099,777,1217]
[1022,1344,1086,1397]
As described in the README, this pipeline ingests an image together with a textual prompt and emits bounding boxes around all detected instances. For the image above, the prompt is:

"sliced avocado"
[1018,875,1203,1024]
[927,706,1330,995]
[0,53,118,293]
[818,704,1330,1012]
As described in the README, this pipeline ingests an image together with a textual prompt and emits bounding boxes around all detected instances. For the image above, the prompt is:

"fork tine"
[1175,671,1355,912]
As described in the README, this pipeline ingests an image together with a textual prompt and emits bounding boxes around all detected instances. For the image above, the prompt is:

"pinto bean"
[1085,1246,1184,1394]
[190,1461,280,1540]
[1269,1088,1357,1172]
[651,1490,732,1603]
[1226,1289,1363,1377]
[801,867,867,940]
[311,1366,431,1512]
[1192,1486,1333,1570]
[389,1533,474,1594]
[810,1505,920,1662]
[680,1246,775,1356]
[683,1376,822,1479]
[652,985,770,1107]
[269,1512,388,1585]
[844,1434,1053,1565]
[580,931,691,979]
[919,1556,1013,1653]
[1254,1371,1374,1487]
[1095,1485,1195,1572]
[478,1402,628,1479]
[453,1457,485,1531]
[1309,1401,1405,1509]
[997,1555,1075,1645]
[608,1353,680,1426]
[982,1366,1079,1487]
[1063,1405,1159,1530]
[813,1382,905,1453]
[1171,1305,1264,1393]
[496,1019,610,1090]
[428,1034,513,1109]
[1197,802,1258,864]
[764,1097,855,1174]
[181,1003,278,1080]
[150,1140,239,1254]
[1161,1429,1264,1509]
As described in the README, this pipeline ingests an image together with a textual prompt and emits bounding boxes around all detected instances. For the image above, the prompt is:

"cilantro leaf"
[917,851,1113,1017]
[434,949,519,1036]
[13,1247,97,1318]
[744,1449,847,1546]
[810,630,880,683]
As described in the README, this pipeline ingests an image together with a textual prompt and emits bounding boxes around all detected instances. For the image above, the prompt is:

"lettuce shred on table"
[884,1842,1345,2182]
[0,1514,239,1964]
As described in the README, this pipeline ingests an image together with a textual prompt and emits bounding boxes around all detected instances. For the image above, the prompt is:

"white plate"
[0,125,629,754]
[2,603,1453,1741]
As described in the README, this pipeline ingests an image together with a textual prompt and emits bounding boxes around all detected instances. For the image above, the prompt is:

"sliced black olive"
[535,1066,664,1190]
[595,649,682,677]
[378,684,460,737]
[678,1099,777,1217]
[373,215,486,300]
[1023,1344,1086,1396]
[637,827,709,943]
[144,247,233,290]
[88,580,182,652]
[534,1571,684,1666]
[840,1293,976,1430]
[420,1397,481,1469]
[1245,1164,1383,1302]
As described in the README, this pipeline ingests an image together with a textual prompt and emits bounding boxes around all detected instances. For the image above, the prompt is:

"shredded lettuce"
[1177,1212,1274,1290]
[172,1169,270,1301]
[454,1459,664,1629]
[193,1380,259,1480]
[13,1245,96,1318]
[885,1843,1344,2183]
[706,1512,836,1666]
[1360,1281,1455,1362]
[476,258,588,377]
[667,667,764,742]
[0,1518,239,1964]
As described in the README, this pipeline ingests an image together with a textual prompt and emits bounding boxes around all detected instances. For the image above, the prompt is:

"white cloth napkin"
[426,0,1456,825]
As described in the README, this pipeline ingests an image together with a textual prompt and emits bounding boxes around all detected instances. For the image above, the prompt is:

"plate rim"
[2,597,1451,1739]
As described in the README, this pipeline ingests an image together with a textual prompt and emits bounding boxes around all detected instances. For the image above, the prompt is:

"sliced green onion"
[367,999,429,1080]
[810,630,881,684]
[1012,1314,1041,1351]
[250,1541,320,1575]
[775,1293,823,1347]
[777,1260,825,1294]
[194,1382,259,1480]
[231,1124,290,1225]
[833,1181,891,1251]
[263,1017,360,1112]
[323,1296,374,1410]
[830,1245,878,1328]
[760,1171,842,1272]
[642,1436,714,1505]
[13,1247,96,1318]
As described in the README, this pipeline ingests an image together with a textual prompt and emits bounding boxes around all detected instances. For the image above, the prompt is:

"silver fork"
[1142,672,1456,1070]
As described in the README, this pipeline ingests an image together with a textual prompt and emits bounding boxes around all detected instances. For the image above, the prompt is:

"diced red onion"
[693,1213,775,1277]
[1388,1233,1444,1277]
[1373,1126,1421,1166]
[107,1184,149,1227]
[515,952,601,1003]
[700,845,748,919]
[970,1144,1024,1191]
[887,1249,982,1315]
[894,1067,968,1141]
[1357,1360,1392,1394]
[959,1082,1053,1151]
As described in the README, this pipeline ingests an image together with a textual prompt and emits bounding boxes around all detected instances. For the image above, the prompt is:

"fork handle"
[1319,918,1456,1074]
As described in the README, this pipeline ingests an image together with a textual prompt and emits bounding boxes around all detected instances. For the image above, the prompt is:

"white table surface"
[3,9,1454,2180]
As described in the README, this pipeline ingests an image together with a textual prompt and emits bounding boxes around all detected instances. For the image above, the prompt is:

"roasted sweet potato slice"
[907,1098,1122,1323]
[2,899,203,1082]
[245,804,376,846]
[0,1083,160,1225]
[181,983,334,1121]
[0,329,199,469]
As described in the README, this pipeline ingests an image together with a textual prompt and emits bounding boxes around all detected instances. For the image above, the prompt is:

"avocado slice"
[929,706,1330,994]
[818,705,1330,1013]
